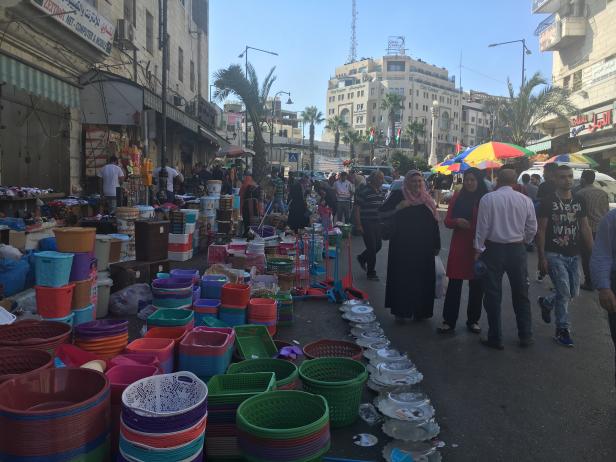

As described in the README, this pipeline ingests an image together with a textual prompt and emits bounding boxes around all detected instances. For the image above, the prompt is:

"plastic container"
[96,274,113,318]
[109,237,123,264]
[248,298,277,318]
[221,283,250,307]
[201,274,228,299]
[35,283,75,317]
[207,180,222,195]
[54,227,96,253]
[0,348,54,384]
[69,252,93,282]
[228,359,299,390]
[95,235,113,270]
[200,195,218,211]
[180,209,199,224]
[168,233,192,245]
[0,320,71,354]
[34,251,74,287]
[109,260,150,293]
[168,250,193,262]
[219,306,247,327]
[170,269,200,283]
[168,242,193,253]
[234,325,277,360]
[126,338,175,373]
[303,339,363,361]
[144,326,188,346]
[147,308,194,329]
[73,304,95,326]
[106,365,159,404]
[71,278,93,309]
[135,220,169,262]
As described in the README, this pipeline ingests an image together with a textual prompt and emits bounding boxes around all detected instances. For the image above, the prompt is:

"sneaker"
[466,323,481,334]
[356,255,367,271]
[538,296,552,324]
[367,273,380,281]
[554,328,574,347]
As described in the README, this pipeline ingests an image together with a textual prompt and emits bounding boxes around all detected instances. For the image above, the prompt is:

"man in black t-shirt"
[536,162,558,203]
[536,165,594,347]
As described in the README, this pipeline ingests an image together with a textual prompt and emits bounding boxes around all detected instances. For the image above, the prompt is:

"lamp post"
[488,39,532,88]
[429,100,440,166]
[237,46,278,150]
[269,91,293,162]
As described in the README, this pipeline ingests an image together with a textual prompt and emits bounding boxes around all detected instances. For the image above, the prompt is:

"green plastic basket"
[237,390,329,440]
[207,372,276,405]
[227,359,299,389]
[147,308,194,327]
[299,358,368,428]
[266,257,294,274]
[234,325,277,359]
[202,316,229,328]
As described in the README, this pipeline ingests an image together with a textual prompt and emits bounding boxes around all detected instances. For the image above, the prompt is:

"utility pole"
[160,0,168,164]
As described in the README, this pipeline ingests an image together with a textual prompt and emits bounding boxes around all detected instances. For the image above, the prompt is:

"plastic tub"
[35,283,75,317]
[126,338,175,373]
[54,227,96,253]
[106,365,159,404]
[248,298,277,318]
[207,180,222,195]
[0,348,54,384]
[34,251,74,287]
[73,304,95,326]
[180,209,199,224]
[147,309,194,329]
[96,275,113,318]
[170,269,200,284]
[228,359,299,390]
[71,278,93,309]
[40,311,75,327]
[144,326,188,346]
[70,252,94,282]
[201,275,228,299]
[94,235,113,270]
[0,320,72,354]
[221,283,250,307]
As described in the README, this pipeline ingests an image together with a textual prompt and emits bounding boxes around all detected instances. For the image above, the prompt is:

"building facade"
[533,0,616,170]
[0,0,223,194]
[461,91,497,147]
[324,54,462,163]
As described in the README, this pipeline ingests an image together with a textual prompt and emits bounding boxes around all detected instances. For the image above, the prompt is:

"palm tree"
[488,72,576,147]
[380,93,404,145]
[403,121,425,155]
[212,63,276,181]
[301,106,324,171]
[325,115,349,158]
[342,129,363,160]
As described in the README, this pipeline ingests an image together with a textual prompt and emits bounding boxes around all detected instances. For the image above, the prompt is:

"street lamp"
[429,100,440,167]
[488,39,532,88]
[269,91,293,160]
[238,46,279,150]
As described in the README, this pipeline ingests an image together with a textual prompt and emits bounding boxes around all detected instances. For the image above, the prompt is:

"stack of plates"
[375,392,440,442]
[382,441,442,462]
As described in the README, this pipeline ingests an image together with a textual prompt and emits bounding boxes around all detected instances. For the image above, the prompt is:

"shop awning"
[143,89,228,147]
[0,52,80,108]
[577,143,616,157]
[526,136,553,153]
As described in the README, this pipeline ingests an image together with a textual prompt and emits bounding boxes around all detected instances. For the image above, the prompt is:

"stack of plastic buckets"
[276,292,294,326]
[146,308,195,333]
[201,274,228,299]
[219,283,250,327]
[152,277,194,310]
[247,298,278,336]
[193,299,221,326]
[34,251,75,325]
[178,326,235,381]
[126,337,175,373]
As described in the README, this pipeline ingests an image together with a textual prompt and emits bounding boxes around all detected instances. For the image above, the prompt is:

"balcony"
[539,16,586,51]
[532,0,561,14]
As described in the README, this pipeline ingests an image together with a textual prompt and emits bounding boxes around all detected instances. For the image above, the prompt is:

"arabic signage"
[539,22,559,52]
[570,103,615,138]
[30,0,114,55]
[591,57,616,85]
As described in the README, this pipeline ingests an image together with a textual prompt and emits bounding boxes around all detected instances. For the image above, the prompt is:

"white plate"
[382,418,440,442]
[350,305,374,315]
[342,312,377,323]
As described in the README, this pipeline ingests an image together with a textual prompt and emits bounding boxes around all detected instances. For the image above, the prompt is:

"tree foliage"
[390,150,429,174]
[325,115,349,158]
[301,106,325,171]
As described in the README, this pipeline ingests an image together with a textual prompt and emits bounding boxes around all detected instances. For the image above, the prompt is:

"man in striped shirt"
[355,171,385,281]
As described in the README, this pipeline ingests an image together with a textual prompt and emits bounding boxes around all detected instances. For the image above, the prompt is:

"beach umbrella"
[545,154,598,168]
[457,142,534,166]
[475,160,503,170]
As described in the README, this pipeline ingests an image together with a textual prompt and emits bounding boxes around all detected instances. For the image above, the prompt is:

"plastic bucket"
[35,284,75,317]
[73,304,95,326]
[201,275,228,299]
[200,195,219,211]
[54,227,96,253]
[96,276,113,319]
[42,311,74,327]
[207,180,222,195]
[221,283,250,307]
[125,338,175,373]
[70,252,94,282]
[34,251,74,287]
[72,278,93,309]
[95,235,113,271]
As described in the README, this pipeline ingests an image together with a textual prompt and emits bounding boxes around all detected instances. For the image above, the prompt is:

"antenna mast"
[348,0,357,63]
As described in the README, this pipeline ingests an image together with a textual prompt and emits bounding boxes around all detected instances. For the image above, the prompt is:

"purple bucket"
[170,269,200,285]
[120,399,208,433]
[152,277,194,290]
[70,253,96,281]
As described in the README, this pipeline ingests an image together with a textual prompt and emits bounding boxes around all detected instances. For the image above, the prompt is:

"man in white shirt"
[153,158,184,202]
[334,171,354,223]
[97,156,124,213]
[474,169,538,349]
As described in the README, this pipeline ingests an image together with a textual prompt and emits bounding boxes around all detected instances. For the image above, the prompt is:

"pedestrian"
[537,162,558,202]
[522,173,538,201]
[438,168,488,334]
[590,209,616,385]
[328,173,337,188]
[240,173,260,237]
[536,165,594,347]
[355,171,386,281]
[153,158,183,203]
[287,180,309,233]
[334,171,354,223]
[474,168,537,349]
[97,155,124,214]
[452,176,463,193]
[575,169,610,290]
[380,170,441,322]
[531,173,542,187]
[272,171,287,213]
[317,184,334,231]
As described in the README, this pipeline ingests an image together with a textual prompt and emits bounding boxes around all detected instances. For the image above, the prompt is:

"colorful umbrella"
[475,160,503,170]
[456,142,534,167]
[545,154,598,168]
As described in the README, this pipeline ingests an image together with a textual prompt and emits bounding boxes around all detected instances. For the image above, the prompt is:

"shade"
[456,142,534,166]
[546,154,598,168]
[218,145,255,158]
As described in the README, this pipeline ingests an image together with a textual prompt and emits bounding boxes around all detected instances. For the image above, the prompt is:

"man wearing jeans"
[474,169,537,350]
[334,172,354,223]
[355,171,385,281]
[590,209,616,385]
[537,165,593,347]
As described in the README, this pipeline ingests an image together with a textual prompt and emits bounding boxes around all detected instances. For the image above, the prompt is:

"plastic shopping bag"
[435,256,447,299]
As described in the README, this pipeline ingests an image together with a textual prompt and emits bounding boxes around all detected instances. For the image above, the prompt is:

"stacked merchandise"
[115,207,140,259]
[219,282,250,327]
[206,372,276,460]
[178,326,235,381]
[34,251,75,325]
[152,277,194,309]
[275,292,294,326]
[147,308,195,333]
[0,320,71,354]
[134,219,170,280]
[247,297,277,336]
[94,234,117,318]
[236,391,331,461]
[228,358,300,390]
[234,324,278,360]
[168,211,194,261]
[74,319,129,360]
[0,368,111,461]
[69,249,97,325]
[126,337,175,373]
[206,180,222,234]
[119,372,208,462]
[0,348,54,384]
[193,298,221,326]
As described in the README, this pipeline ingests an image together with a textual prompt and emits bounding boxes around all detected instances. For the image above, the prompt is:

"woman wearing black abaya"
[380,170,441,321]
[287,180,309,232]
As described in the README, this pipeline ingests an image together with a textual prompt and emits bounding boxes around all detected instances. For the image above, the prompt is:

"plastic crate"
[207,372,275,404]
[147,308,194,328]
[234,325,277,360]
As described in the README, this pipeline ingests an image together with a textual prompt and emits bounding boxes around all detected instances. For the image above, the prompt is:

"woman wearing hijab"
[438,168,488,334]
[380,170,441,322]
[240,174,259,237]
[287,180,309,233]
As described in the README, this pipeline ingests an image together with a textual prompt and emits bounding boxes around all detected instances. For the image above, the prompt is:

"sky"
[209,0,553,139]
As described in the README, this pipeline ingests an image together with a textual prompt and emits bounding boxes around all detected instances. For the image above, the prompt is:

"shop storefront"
[568,101,616,173]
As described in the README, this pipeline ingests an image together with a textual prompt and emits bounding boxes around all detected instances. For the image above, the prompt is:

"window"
[372,116,376,123]
[415,103,418,110]
[470,127,475,134]
[572,70,583,91]
[359,130,363,136]
[124,0,135,26]
[408,102,412,109]
[178,47,184,82]
[471,116,475,123]
[370,88,375,96]
[387,61,405,72]
[454,111,458,119]
[146,10,154,54]
[373,102,376,109]
[563,75,571,89]
[190,60,195,91]
[422,117,426,123]
[424,92,428,98]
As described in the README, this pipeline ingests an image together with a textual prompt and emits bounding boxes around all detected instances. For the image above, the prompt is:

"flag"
[369,127,374,143]
[396,127,401,144]
[386,127,392,146]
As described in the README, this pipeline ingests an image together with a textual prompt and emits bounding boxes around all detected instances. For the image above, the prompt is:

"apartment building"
[324,54,462,162]
[461,91,496,147]
[533,0,616,169]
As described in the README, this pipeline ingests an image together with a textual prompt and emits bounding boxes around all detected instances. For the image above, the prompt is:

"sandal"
[436,322,455,334]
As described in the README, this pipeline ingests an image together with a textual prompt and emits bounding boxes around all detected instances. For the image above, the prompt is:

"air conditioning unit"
[173,95,183,106]
[116,19,135,48]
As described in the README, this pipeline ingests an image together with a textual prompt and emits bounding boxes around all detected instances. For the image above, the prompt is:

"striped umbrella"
[546,154,598,168]
[455,142,534,167]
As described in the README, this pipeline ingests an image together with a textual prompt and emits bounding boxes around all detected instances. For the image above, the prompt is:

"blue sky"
[209,0,553,137]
